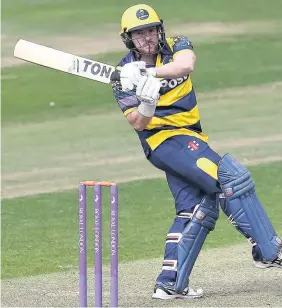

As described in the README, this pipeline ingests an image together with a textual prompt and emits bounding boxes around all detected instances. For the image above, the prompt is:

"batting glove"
[137,76,161,117]
[120,61,146,91]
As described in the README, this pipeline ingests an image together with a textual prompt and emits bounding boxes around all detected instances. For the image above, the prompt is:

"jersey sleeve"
[111,79,139,116]
[172,36,194,57]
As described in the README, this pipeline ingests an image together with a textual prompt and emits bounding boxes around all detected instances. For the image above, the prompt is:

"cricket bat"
[14,39,121,83]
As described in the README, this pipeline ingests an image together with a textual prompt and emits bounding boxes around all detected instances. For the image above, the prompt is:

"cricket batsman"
[111,4,282,300]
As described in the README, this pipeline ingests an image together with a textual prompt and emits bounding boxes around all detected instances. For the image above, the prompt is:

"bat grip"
[110,70,121,82]
[110,68,147,82]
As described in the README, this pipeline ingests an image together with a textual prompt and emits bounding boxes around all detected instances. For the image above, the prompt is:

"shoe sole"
[152,288,204,300]
[254,261,282,269]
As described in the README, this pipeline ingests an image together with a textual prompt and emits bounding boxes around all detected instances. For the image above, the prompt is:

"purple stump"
[110,184,118,307]
[79,184,87,307]
[94,184,103,307]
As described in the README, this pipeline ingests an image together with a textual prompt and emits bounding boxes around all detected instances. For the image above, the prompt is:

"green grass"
[2,162,282,279]
[2,0,282,284]
[2,0,282,35]
[2,33,282,124]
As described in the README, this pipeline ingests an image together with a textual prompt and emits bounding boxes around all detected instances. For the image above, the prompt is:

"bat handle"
[110,70,121,82]
[110,68,147,82]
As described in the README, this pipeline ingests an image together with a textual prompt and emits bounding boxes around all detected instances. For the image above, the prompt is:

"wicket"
[78,181,118,307]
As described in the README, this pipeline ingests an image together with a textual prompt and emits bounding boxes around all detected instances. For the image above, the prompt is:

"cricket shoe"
[152,282,204,300]
[254,249,282,269]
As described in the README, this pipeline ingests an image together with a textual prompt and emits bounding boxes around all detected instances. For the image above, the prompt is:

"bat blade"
[14,39,115,84]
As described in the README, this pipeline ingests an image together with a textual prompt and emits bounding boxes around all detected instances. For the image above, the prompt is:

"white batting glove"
[145,67,157,78]
[137,76,161,117]
[120,61,146,91]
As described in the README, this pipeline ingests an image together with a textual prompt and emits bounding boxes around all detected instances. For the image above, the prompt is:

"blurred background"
[2,0,282,306]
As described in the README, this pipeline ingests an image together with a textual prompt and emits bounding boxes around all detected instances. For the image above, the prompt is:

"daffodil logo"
[136,9,149,20]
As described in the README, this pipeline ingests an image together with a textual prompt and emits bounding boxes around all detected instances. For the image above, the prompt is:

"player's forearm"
[150,51,196,79]
[155,60,194,79]
[127,108,152,131]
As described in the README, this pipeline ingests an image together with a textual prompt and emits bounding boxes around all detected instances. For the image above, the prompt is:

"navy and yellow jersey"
[111,36,209,153]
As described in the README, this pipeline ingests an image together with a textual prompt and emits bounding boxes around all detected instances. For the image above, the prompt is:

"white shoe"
[254,258,282,269]
[253,245,282,269]
[152,284,204,300]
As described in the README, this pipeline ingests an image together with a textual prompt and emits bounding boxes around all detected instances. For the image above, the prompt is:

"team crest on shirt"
[173,36,186,43]
[188,140,199,151]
